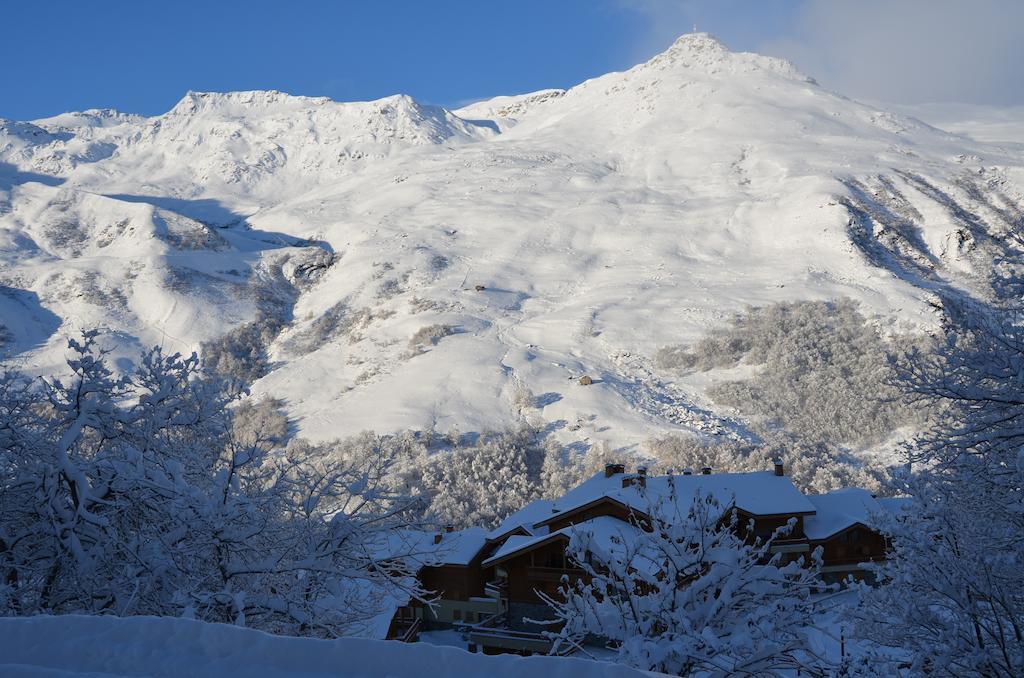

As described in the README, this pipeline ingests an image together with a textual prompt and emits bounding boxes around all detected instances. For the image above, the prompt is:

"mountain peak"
[643,31,808,82]
[167,89,335,116]
[666,32,730,56]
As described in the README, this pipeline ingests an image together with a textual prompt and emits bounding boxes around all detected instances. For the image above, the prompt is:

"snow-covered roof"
[545,469,817,526]
[803,488,882,541]
[549,471,628,514]
[876,496,913,515]
[483,516,640,568]
[371,527,489,568]
[486,499,554,541]
[484,534,540,566]
[432,527,489,566]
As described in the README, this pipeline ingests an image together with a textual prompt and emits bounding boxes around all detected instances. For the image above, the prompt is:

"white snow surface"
[370,527,488,568]
[3,33,1023,450]
[426,527,489,566]
[618,471,817,517]
[548,469,816,519]
[483,515,640,567]
[486,498,555,541]
[0,614,654,677]
[804,487,885,540]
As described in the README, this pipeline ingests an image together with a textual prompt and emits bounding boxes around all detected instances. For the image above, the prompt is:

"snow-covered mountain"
[3,33,1022,448]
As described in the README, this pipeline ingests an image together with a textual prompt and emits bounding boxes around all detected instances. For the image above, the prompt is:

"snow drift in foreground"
[0,615,653,678]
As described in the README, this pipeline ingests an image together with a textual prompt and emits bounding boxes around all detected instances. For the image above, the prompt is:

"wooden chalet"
[390,461,903,655]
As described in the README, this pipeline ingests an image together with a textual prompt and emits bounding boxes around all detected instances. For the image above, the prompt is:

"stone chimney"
[701,466,712,475]
[622,473,647,489]
[433,533,443,545]
[637,465,648,476]
[683,468,693,476]
[445,524,455,533]
[604,463,625,478]
[773,459,784,477]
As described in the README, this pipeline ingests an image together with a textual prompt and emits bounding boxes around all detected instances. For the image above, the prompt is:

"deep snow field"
[2,33,1023,453]
[0,615,653,677]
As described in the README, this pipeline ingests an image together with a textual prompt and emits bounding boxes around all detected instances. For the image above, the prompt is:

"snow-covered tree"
[420,425,547,529]
[655,299,924,448]
[645,431,889,495]
[855,298,1024,676]
[541,489,831,676]
[0,332,429,638]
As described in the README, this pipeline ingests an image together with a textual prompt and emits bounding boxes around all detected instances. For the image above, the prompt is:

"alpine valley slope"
[2,34,1022,451]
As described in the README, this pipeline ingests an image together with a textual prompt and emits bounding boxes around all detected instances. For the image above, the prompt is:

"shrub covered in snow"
[0,332,428,638]
[420,426,549,529]
[853,297,1024,677]
[406,323,457,356]
[287,301,349,355]
[656,299,926,448]
[200,312,283,386]
[543,490,831,675]
[308,423,604,532]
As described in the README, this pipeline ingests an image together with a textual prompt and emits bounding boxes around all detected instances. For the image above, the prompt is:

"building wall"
[813,524,887,569]
[419,563,486,602]
[500,538,589,605]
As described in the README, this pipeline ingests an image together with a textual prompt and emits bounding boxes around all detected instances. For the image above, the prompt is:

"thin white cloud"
[616,0,1024,105]
[762,0,1024,105]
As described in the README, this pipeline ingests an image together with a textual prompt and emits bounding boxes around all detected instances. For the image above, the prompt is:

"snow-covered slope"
[0,615,652,677]
[2,33,1023,449]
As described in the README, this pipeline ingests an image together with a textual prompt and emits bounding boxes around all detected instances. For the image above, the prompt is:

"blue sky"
[2,1,1021,120]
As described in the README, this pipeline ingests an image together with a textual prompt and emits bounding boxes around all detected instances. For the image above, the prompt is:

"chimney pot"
[701,467,712,475]
[683,468,692,476]
[434,533,442,545]
[604,463,625,478]
[445,524,455,533]
[772,459,784,477]
[637,465,648,476]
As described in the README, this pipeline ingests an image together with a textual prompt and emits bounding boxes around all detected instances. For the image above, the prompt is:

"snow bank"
[0,615,653,678]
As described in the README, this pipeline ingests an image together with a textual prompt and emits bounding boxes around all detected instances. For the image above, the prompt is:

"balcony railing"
[397,617,423,643]
[484,580,507,599]
[468,623,554,654]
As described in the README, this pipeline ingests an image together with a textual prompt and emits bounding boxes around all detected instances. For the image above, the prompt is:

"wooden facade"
[811,523,888,581]
[490,535,586,605]
[419,563,486,602]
